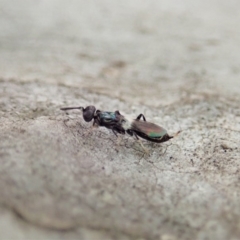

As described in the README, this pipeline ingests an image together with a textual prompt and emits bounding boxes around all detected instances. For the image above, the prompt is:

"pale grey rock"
[0,0,240,240]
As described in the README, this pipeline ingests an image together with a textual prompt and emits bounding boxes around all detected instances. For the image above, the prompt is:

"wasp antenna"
[60,107,84,111]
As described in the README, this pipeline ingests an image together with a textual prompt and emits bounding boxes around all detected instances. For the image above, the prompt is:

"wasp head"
[82,106,96,122]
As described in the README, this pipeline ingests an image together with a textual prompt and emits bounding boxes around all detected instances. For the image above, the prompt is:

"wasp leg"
[112,129,118,138]
[136,114,146,121]
[63,118,70,127]
[115,134,125,152]
[83,120,98,137]
[83,125,94,137]
[132,132,149,154]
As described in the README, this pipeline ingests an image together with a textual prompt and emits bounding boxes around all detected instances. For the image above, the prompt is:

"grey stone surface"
[0,0,240,239]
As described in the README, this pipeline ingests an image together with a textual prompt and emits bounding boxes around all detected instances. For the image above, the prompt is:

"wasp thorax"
[82,105,96,122]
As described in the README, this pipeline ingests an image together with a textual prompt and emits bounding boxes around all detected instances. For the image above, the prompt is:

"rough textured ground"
[0,1,240,239]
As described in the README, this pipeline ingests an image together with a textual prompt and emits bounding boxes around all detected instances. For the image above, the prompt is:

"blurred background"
[1,0,240,106]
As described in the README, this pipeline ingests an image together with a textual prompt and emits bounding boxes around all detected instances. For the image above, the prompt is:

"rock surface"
[0,0,240,239]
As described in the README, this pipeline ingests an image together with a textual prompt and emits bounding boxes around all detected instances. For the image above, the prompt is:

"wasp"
[61,106,179,144]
